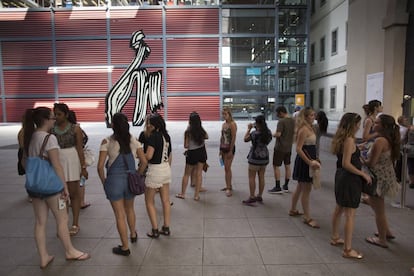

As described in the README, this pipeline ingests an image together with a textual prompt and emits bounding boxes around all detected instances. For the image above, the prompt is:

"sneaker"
[255,196,263,203]
[282,184,289,193]
[242,197,256,205]
[268,186,283,194]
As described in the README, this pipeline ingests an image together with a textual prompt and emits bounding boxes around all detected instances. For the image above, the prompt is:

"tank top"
[51,123,77,148]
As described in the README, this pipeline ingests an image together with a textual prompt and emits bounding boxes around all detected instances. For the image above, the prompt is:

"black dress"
[334,148,363,208]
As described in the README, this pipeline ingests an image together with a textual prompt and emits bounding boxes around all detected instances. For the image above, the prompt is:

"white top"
[100,135,142,167]
[28,131,60,158]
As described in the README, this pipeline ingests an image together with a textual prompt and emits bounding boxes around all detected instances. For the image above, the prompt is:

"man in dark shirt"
[268,106,295,194]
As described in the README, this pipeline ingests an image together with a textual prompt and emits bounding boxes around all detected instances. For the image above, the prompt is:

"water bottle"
[219,155,224,167]
[80,176,86,187]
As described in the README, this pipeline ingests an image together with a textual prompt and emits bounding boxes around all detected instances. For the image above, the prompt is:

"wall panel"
[4,70,54,95]
[167,96,220,120]
[56,40,107,66]
[58,73,108,94]
[111,39,163,65]
[167,38,218,64]
[5,98,56,122]
[167,68,219,92]
[0,11,51,38]
[110,9,162,36]
[166,9,219,34]
[54,10,107,37]
[2,41,53,67]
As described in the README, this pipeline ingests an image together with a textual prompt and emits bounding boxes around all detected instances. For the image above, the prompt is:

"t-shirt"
[28,131,60,158]
[274,117,295,152]
[147,131,172,164]
[100,135,142,167]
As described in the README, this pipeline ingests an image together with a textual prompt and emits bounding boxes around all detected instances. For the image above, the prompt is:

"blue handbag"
[25,134,64,195]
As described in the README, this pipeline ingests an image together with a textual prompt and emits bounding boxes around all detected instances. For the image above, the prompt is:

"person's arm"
[97,139,108,185]
[273,121,282,138]
[296,128,320,169]
[136,147,147,175]
[362,118,377,142]
[342,138,371,183]
[244,123,253,142]
[74,125,88,179]
[229,121,237,150]
[184,132,189,149]
[48,148,69,199]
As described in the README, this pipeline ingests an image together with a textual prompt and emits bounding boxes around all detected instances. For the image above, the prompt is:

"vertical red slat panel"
[2,41,53,66]
[56,40,107,65]
[166,9,219,34]
[111,39,163,65]
[167,68,219,92]
[0,11,51,38]
[4,70,54,95]
[167,96,220,120]
[5,98,56,122]
[58,73,108,94]
[167,38,218,64]
[54,10,107,37]
[110,9,162,36]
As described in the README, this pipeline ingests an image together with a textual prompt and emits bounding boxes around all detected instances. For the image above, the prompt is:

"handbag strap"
[39,134,51,159]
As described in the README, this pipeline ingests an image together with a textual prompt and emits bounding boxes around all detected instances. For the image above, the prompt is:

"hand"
[247,123,254,130]
[61,187,69,201]
[81,168,89,179]
[310,160,320,169]
[362,172,372,184]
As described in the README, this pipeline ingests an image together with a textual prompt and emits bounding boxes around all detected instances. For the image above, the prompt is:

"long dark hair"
[112,113,131,154]
[23,107,52,153]
[255,115,272,144]
[149,113,170,143]
[53,103,71,121]
[377,114,400,162]
[186,112,207,145]
[331,112,361,154]
[316,111,328,134]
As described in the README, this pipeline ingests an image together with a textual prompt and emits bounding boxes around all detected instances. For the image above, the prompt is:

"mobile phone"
[58,198,66,210]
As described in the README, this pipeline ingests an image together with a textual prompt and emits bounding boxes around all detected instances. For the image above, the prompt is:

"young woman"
[23,107,90,269]
[51,103,88,236]
[331,113,371,259]
[176,112,208,201]
[97,113,147,256]
[364,114,400,248]
[289,107,321,228]
[242,115,272,205]
[219,107,237,197]
[144,113,172,238]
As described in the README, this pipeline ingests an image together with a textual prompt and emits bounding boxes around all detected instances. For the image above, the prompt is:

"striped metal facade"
[0,7,222,122]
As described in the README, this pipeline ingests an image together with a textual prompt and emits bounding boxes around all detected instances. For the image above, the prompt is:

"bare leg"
[180,164,193,196]
[369,196,391,245]
[290,182,303,212]
[110,199,129,250]
[248,168,256,198]
[67,181,81,229]
[224,152,234,190]
[124,198,136,239]
[257,167,266,196]
[32,198,54,268]
[273,165,281,181]
[145,188,158,230]
[331,205,344,240]
[194,163,204,199]
[285,164,291,180]
[159,184,171,228]
[301,182,313,220]
[343,207,356,250]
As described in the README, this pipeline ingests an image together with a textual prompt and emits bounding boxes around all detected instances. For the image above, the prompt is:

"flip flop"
[81,203,91,209]
[69,225,80,236]
[365,236,388,248]
[66,252,91,261]
[330,237,345,246]
[175,194,185,199]
[289,210,303,216]
[303,218,320,229]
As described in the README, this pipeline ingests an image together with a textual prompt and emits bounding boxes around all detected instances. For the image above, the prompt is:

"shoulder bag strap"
[39,134,51,159]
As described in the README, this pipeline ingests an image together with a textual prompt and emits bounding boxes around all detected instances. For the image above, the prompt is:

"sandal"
[194,196,200,201]
[66,252,91,261]
[342,248,363,259]
[303,218,320,229]
[130,230,138,243]
[330,237,345,246]
[221,186,232,191]
[365,236,388,248]
[199,187,207,193]
[69,225,80,236]
[159,226,170,236]
[225,189,232,197]
[289,210,303,217]
[175,193,185,199]
[147,228,160,239]
[374,232,395,240]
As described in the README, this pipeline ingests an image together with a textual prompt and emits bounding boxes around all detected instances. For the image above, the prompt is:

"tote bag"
[25,135,64,195]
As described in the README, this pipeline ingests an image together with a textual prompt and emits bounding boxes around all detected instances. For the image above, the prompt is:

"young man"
[268,106,295,194]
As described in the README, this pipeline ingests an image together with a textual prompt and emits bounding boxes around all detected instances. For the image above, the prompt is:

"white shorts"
[145,162,171,189]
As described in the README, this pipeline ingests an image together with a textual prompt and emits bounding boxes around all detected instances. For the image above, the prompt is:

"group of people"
[18,101,410,269]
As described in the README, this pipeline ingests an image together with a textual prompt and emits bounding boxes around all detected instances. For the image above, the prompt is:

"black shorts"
[273,150,292,166]
[186,146,207,165]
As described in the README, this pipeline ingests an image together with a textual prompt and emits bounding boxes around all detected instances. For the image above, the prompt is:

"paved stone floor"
[0,121,413,276]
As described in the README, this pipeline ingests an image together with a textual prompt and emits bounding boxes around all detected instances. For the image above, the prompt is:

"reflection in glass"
[222,66,275,92]
[222,9,275,34]
[278,37,307,64]
[223,95,275,120]
[222,37,275,64]
[279,8,307,35]
[278,66,306,93]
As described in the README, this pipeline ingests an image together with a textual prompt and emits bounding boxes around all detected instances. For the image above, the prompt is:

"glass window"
[222,37,275,64]
[222,9,275,34]
[330,87,336,108]
[319,88,324,109]
[320,36,325,61]
[222,65,275,92]
[310,42,315,64]
[222,95,273,120]
[279,8,307,35]
[331,29,338,55]
[278,66,306,93]
[278,37,307,64]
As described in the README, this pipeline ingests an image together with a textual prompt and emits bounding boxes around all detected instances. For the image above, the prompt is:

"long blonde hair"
[223,107,234,122]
